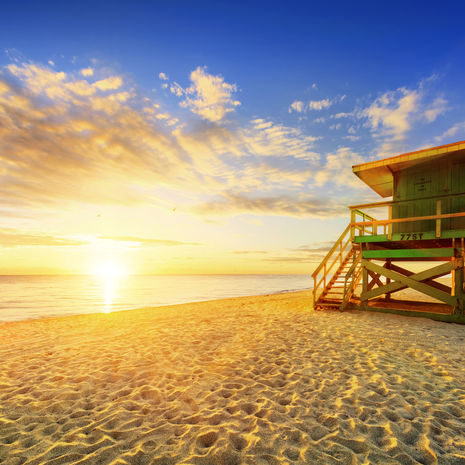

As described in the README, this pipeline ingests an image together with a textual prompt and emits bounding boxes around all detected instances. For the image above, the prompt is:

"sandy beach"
[1,291,465,465]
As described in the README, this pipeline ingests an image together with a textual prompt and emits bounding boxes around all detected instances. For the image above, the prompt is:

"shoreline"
[0,288,312,325]
[0,274,312,324]
[1,291,464,464]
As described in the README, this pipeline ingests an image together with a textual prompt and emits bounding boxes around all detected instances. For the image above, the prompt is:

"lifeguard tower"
[312,140,465,323]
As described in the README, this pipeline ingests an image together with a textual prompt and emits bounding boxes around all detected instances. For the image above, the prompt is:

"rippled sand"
[1,291,465,465]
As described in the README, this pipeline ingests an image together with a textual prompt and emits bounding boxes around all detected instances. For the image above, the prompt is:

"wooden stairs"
[312,224,363,311]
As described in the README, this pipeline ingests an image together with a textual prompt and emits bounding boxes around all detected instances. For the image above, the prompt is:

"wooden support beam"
[361,260,457,305]
[362,260,455,299]
[367,269,383,290]
[388,263,452,294]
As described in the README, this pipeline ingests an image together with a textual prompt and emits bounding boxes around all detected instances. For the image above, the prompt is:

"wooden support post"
[454,264,464,315]
[313,277,316,306]
[388,205,392,240]
[436,199,442,238]
[385,259,391,301]
[362,260,368,310]
[452,238,456,297]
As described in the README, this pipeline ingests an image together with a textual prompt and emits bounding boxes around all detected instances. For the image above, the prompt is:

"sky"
[1,1,465,275]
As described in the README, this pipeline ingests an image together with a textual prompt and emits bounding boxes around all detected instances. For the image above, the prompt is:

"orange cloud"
[99,235,202,246]
[193,193,347,218]
[0,63,196,209]
[0,229,87,247]
[0,60,362,222]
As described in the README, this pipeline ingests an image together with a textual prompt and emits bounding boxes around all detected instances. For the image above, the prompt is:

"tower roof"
[352,140,465,197]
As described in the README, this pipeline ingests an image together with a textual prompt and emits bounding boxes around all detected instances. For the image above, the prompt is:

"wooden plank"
[361,260,457,305]
[347,305,464,324]
[362,248,456,259]
[354,234,389,243]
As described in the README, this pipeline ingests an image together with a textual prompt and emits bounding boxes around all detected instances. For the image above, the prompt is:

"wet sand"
[1,290,464,465]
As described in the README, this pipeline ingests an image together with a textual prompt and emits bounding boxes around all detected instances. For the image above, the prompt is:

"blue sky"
[0,1,465,274]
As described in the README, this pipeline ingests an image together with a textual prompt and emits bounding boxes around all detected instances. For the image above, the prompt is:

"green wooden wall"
[392,152,465,233]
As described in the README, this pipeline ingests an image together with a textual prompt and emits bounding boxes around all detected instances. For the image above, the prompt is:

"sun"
[92,261,128,280]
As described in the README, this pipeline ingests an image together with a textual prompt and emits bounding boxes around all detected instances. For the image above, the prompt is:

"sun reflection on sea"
[102,276,117,313]
[92,261,128,314]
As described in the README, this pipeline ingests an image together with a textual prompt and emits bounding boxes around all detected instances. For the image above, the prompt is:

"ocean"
[0,274,311,322]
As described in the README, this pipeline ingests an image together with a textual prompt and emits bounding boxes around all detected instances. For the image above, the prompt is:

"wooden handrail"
[351,210,465,227]
[341,250,362,310]
[314,237,351,289]
[312,222,364,307]
[311,224,351,278]
[351,208,377,222]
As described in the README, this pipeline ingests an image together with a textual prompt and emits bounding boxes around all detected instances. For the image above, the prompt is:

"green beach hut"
[312,140,465,323]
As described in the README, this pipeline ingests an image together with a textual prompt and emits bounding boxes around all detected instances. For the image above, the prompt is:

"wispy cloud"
[308,98,332,110]
[314,147,365,188]
[0,229,87,247]
[361,88,421,139]
[232,250,269,255]
[80,67,94,77]
[289,100,304,113]
[435,121,465,143]
[169,66,240,122]
[99,236,201,246]
[194,193,347,218]
[0,58,368,223]
[359,84,447,154]
[0,62,197,209]
[241,119,320,161]
[289,95,346,114]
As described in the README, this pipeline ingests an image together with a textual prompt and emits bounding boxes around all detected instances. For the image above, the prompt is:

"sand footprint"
[196,430,218,448]
[229,432,248,451]
[239,401,258,415]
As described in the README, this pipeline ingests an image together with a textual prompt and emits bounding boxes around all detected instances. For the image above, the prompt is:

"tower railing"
[349,192,465,240]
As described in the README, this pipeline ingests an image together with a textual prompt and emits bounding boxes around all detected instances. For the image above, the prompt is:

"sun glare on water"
[92,261,129,313]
